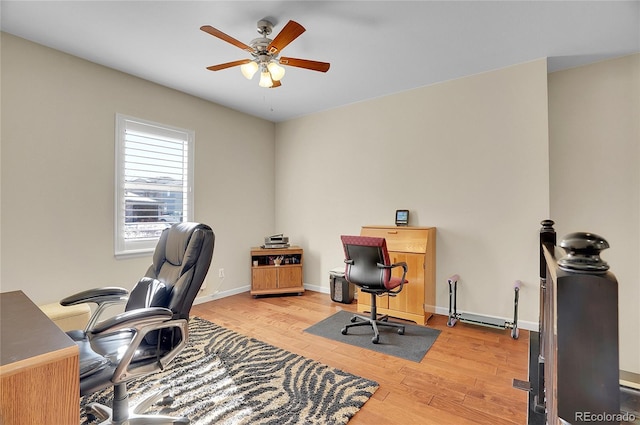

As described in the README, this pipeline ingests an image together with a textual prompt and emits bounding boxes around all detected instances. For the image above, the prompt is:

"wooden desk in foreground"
[0,290,79,425]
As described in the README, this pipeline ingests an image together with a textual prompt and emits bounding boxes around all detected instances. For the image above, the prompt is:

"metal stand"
[446,274,520,339]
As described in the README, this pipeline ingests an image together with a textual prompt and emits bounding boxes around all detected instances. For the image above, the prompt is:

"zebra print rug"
[80,317,378,424]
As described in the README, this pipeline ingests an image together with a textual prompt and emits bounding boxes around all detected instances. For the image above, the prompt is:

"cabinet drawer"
[360,226,431,253]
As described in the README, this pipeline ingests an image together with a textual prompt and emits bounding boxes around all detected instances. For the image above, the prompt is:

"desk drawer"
[360,226,431,253]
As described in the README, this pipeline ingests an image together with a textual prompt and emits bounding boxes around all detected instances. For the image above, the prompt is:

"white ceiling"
[2,1,639,122]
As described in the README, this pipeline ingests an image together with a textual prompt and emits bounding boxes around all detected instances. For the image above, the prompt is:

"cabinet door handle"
[387,231,398,234]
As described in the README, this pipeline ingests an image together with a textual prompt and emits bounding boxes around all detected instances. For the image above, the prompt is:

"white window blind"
[115,114,194,256]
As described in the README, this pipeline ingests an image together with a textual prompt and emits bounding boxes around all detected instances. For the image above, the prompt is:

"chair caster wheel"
[371,335,379,344]
[341,327,348,335]
[397,328,405,335]
[350,316,357,323]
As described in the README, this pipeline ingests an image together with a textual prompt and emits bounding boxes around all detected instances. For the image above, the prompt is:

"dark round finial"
[558,232,609,273]
[541,219,555,228]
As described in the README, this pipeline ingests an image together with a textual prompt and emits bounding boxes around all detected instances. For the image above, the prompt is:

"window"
[115,114,194,257]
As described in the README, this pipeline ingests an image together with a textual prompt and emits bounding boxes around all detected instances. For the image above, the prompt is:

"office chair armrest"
[93,308,186,385]
[377,261,408,295]
[391,261,408,276]
[89,307,173,336]
[61,287,130,334]
[61,286,129,306]
[111,315,189,385]
[376,261,408,273]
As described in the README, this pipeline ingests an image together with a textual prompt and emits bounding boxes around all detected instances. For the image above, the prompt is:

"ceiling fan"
[200,19,330,88]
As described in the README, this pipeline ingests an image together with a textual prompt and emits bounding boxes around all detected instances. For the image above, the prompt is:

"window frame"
[114,113,195,258]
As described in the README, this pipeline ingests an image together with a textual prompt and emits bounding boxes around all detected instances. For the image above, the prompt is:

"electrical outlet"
[218,268,225,279]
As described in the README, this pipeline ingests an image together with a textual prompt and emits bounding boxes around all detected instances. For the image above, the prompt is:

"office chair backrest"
[341,235,393,290]
[126,222,214,321]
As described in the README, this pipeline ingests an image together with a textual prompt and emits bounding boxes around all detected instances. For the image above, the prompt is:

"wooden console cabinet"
[250,246,304,296]
[358,226,436,325]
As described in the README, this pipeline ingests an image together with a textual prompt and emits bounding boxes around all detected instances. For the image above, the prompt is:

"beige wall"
[549,54,640,374]
[275,59,550,331]
[0,33,276,304]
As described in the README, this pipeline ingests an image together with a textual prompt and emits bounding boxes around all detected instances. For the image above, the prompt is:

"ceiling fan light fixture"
[258,70,273,88]
[267,62,285,81]
[240,61,259,79]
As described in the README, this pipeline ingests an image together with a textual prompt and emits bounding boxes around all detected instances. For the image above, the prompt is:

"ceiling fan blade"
[206,59,251,71]
[279,57,330,73]
[200,25,254,53]
[267,20,305,54]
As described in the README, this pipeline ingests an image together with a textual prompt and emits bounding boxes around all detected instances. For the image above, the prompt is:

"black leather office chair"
[340,235,408,344]
[61,222,214,424]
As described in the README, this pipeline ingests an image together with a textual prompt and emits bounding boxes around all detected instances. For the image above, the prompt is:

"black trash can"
[329,267,354,304]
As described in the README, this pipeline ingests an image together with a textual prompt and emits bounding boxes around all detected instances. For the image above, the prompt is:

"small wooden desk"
[0,291,79,424]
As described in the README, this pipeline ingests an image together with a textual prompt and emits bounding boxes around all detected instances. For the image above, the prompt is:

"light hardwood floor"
[191,290,529,425]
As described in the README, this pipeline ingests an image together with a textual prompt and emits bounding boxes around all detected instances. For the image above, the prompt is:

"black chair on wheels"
[340,235,408,344]
[61,222,214,424]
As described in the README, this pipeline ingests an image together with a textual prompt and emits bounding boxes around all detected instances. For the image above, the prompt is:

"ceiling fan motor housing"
[250,37,273,55]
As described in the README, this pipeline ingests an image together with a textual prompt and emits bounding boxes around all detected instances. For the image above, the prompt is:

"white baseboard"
[303,283,329,294]
[194,285,251,305]
[196,283,327,305]
[434,306,538,331]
